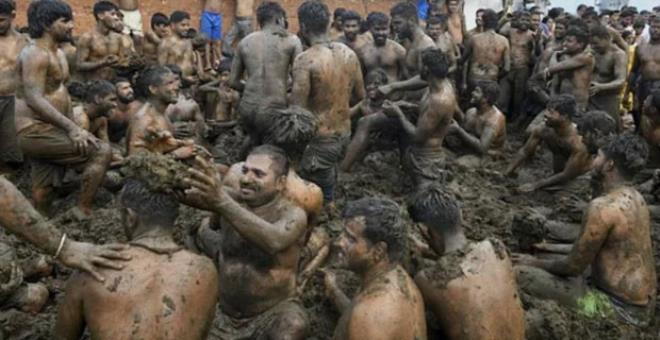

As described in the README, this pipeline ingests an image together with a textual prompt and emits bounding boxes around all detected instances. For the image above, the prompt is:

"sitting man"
[184,145,310,339]
[514,134,657,327]
[409,183,525,340]
[108,77,142,145]
[322,197,427,339]
[55,178,219,339]
[71,80,117,145]
[505,94,591,193]
[447,80,506,158]
[164,64,207,146]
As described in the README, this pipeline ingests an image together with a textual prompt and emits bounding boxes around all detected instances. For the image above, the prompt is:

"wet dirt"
[1,126,659,339]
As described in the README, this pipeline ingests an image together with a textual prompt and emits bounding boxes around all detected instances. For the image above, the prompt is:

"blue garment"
[417,0,429,20]
[200,10,223,41]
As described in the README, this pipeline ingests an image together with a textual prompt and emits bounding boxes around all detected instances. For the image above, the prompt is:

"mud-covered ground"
[1,126,659,339]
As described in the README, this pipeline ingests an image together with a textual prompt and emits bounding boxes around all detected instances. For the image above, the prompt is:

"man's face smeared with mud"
[0,13,14,36]
[391,14,414,41]
[333,216,374,272]
[116,82,135,103]
[342,19,360,42]
[366,75,387,101]
[150,72,179,105]
[470,86,485,106]
[239,154,286,206]
[370,22,390,46]
[51,17,74,43]
[98,9,123,33]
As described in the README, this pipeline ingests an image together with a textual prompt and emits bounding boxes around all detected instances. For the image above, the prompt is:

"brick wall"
[15,0,399,36]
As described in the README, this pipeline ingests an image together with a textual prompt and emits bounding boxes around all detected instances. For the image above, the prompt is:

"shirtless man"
[336,10,364,51]
[409,184,525,340]
[640,90,660,167]
[448,80,506,156]
[588,24,627,131]
[536,18,568,71]
[631,16,660,129]
[330,8,347,41]
[55,178,219,340]
[291,1,365,204]
[445,0,465,46]
[465,8,484,41]
[384,48,456,188]
[0,0,28,170]
[354,11,407,84]
[426,15,459,75]
[142,13,169,65]
[71,80,118,144]
[77,1,136,81]
[390,2,436,77]
[222,0,256,57]
[542,27,594,111]
[230,1,302,153]
[199,58,239,123]
[505,94,591,193]
[108,78,141,144]
[322,197,427,340]
[462,9,510,93]
[165,64,206,145]
[158,11,197,86]
[15,0,111,217]
[200,0,223,63]
[183,145,310,339]
[514,134,657,327]
[500,11,535,119]
[111,0,142,47]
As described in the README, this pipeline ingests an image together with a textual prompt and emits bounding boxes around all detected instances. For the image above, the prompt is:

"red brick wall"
[15,0,398,35]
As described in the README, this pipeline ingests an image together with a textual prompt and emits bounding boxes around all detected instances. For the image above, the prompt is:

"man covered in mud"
[631,16,660,129]
[335,10,364,51]
[184,146,310,339]
[514,134,657,327]
[291,0,364,204]
[447,80,506,157]
[462,9,510,93]
[76,1,136,81]
[426,15,459,76]
[55,178,219,340]
[588,24,627,131]
[409,184,525,340]
[15,0,112,217]
[165,64,207,146]
[505,94,591,193]
[230,1,302,153]
[354,11,407,84]
[142,12,169,65]
[641,90,660,167]
[108,77,141,144]
[71,80,117,145]
[500,11,535,120]
[0,0,28,171]
[222,0,255,57]
[390,2,436,78]
[322,197,427,340]
[158,11,197,85]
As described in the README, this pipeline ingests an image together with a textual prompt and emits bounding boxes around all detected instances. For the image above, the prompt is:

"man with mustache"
[15,0,112,218]
[108,77,142,144]
[390,2,435,79]
[158,11,197,86]
[76,1,136,81]
[184,145,310,339]
[335,10,365,51]
[514,134,657,327]
[322,197,427,340]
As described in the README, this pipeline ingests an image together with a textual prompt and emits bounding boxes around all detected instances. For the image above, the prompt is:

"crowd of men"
[0,0,659,339]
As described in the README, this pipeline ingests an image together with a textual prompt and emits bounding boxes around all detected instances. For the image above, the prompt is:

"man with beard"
[447,80,506,157]
[465,8,484,41]
[15,0,112,217]
[183,145,310,339]
[71,80,117,144]
[55,178,219,340]
[291,1,364,205]
[500,11,535,120]
[514,134,657,327]
[505,94,591,193]
[108,78,141,144]
[445,0,465,46]
[336,10,365,51]
[229,1,302,155]
[409,184,525,340]
[588,24,627,131]
[631,16,660,129]
[158,11,197,86]
[536,18,568,72]
[322,197,427,340]
[165,64,207,146]
[390,2,436,78]
[77,1,136,81]
[0,0,29,171]
[330,7,347,41]
[142,13,169,65]
[354,12,407,84]
[426,15,459,76]
[112,0,142,48]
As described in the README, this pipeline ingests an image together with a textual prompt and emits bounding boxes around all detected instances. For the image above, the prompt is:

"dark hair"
[27,0,73,39]
[390,2,418,22]
[365,68,388,85]
[476,8,485,15]
[0,0,15,16]
[257,1,285,27]
[113,77,131,86]
[602,134,648,179]
[620,8,636,18]
[548,7,564,19]
[165,64,182,78]
[555,18,569,29]
[367,11,389,28]
[261,106,318,162]
[481,9,499,30]
[120,178,179,226]
[582,9,598,20]
[621,30,633,40]
[590,24,610,40]
[475,80,499,105]
[249,144,290,177]
[576,110,616,153]
[568,18,589,32]
[218,58,232,73]
[650,90,660,111]
[135,66,173,98]
[408,183,461,234]
[547,94,577,118]
[566,26,589,47]
[151,12,169,29]
[83,80,115,103]
[93,1,118,21]
[169,10,190,24]
[421,48,449,79]
[427,14,448,27]
[577,4,587,11]
[342,10,361,25]
[298,1,329,35]
[343,197,406,262]
[633,18,646,29]
[333,7,347,20]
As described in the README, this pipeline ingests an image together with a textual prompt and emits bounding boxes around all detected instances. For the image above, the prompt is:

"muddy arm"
[506,128,542,174]
[526,145,590,190]
[228,45,245,92]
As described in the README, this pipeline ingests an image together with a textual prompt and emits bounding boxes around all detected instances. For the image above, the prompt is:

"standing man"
[229,1,302,154]
[112,0,142,49]
[142,13,169,65]
[390,2,436,78]
[323,197,427,340]
[0,0,28,171]
[354,11,407,84]
[335,10,364,51]
[201,0,223,64]
[500,11,535,120]
[631,16,660,129]
[222,0,255,57]
[291,1,364,205]
[426,15,460,76]
[15,0,112,217]
[158,11,197,86]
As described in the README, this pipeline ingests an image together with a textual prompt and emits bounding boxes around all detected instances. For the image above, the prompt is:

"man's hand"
[102,54,120,67]
[382,100,402,118]
[58,241,131,282]
[511,253,540,267]
[589,83,604,96]
[377,84,394,98]
[68,127,98,156]
[182,156,225,211]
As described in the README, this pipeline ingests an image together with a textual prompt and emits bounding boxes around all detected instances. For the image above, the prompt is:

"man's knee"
[92,142,112,162]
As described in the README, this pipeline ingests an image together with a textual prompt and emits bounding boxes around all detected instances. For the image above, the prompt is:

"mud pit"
[1,127,659,339]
